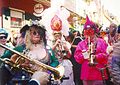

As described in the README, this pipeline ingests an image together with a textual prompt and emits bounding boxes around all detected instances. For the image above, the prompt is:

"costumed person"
[108,25,120,85]
[1,24,59,85]
[40,1,74,84]
[74,16,109,85]
[47,10,75,85]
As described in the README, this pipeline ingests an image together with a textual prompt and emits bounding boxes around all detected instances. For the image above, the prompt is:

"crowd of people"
[0,15,120,85]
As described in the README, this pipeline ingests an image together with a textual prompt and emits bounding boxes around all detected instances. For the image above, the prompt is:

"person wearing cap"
[47,14,75,85]
[0,28,13,85]
[0,28,8,56]
[51,31,75,85]
[74,16,109,85]
[108,25,120,85]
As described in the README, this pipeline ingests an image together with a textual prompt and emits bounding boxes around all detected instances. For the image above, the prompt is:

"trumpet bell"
[54,65,64,80]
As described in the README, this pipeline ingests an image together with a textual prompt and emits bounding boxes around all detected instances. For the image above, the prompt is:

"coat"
[74,38,108,80]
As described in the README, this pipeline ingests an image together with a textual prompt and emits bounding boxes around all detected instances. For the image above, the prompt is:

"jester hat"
[84,16,99,36]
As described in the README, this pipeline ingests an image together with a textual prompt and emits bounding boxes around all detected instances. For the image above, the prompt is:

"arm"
[1,45,24,59]
[95,39,108,65]
[74,42,85,64]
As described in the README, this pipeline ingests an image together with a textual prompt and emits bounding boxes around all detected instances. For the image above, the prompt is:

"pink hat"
[51,15,62,32]
[84,16,99,36]
[84,16,94,29]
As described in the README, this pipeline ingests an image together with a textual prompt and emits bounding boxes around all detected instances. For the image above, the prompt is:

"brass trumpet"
[88,37,96,66]
[0,43,64,80]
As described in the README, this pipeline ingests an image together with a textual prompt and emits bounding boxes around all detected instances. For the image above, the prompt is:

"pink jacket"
[74,38,108,80]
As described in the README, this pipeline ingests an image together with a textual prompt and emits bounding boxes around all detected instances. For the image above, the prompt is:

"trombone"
[0,43,64,80]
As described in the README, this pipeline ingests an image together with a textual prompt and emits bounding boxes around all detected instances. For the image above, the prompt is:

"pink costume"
[74,38,108,80]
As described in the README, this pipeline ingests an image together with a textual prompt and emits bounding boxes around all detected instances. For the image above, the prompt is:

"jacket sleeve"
[1,45,24,59]
[1,50,13,59]
[74,42,85,64]
[95,39,108,65]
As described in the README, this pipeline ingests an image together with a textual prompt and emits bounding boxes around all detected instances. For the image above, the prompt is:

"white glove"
[82,51,89,59]
[32,71,49,85]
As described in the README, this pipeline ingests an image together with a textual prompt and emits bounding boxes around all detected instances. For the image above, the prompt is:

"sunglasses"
[0,36,7,39]
[31,31,40,36]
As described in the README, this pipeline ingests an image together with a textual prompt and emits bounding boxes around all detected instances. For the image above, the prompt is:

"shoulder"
[97,38,107,44]
[14,44,25,52]
[78,39,86,45]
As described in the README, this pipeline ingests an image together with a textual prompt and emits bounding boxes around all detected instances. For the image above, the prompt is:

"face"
[84,28,95,40]
[30,28,40,44]
[54,33,62,41]
[0,34,7,45]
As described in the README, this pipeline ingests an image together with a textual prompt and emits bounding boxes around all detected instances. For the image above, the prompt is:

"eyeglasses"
[0,36,7,39]
[31,31,40,36]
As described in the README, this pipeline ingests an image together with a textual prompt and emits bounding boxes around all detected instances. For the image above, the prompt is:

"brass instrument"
[57,40,68,59]
[88,37,96,66]
[0,43,64,80]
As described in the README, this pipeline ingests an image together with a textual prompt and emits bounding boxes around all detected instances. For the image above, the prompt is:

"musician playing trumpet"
[74,16,109,85]
[1,24,59,85]
[49,31,75,85]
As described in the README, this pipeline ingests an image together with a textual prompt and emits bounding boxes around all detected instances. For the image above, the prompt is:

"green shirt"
[1,44,59,67]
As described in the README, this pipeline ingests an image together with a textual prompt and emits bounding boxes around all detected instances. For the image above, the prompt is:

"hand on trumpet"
[10,54,30,68]
[82,50,89,59]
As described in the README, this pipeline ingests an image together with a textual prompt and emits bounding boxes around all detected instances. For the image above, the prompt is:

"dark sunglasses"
[31,31,40,36]
[0,36,7,39]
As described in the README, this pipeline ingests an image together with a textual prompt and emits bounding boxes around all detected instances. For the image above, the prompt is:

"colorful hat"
[84,16,99,36]
[0,28,8,37]
[51,15,62,34]
[20,25,29,33]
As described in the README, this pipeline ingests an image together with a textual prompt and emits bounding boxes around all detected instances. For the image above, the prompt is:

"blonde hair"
[25,29,44,50]
[25,30,32,50]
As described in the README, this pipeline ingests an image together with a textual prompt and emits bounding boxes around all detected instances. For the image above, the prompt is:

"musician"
[47,30,74,85]
[74,16,109,85]
[1,24,59,85]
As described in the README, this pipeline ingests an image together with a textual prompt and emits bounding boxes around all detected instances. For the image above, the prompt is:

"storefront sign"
[33,3,44,17]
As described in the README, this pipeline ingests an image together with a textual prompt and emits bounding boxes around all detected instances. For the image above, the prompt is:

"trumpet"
[0,43,64,80]
[88,37,96,66]
[57,40,68,58]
